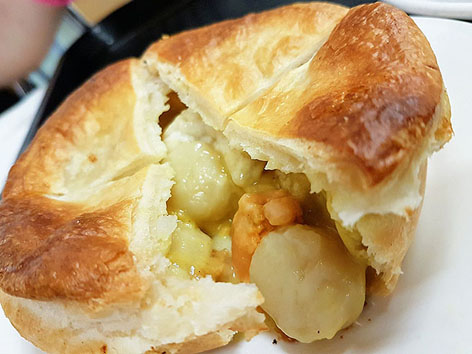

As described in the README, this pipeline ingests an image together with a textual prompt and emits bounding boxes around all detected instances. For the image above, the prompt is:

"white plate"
[385,0,472,20]
[1,17,472,354]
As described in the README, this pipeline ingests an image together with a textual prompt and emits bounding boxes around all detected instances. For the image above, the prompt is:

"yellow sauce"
[162,108,367,342]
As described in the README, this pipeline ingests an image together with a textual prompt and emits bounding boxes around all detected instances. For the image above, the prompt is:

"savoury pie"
[0,2,452,353]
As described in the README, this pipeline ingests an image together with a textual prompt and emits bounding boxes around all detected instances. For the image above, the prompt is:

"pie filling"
[161,97,366,342]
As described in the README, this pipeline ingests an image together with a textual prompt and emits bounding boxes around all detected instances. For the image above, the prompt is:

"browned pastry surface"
[231,3,447,185]
[0,60,146,304]
[144,2,349,123]
[4,59,139,198]
[0,196,143,303]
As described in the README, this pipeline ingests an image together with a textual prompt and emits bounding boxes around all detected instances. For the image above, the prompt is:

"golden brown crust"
[289,3,442,183]
[144,2,348,121]
[0,59,147,304]
[150,2,346,68]
[231,3,446,185]
[0,196,143,303]
[3,59,138,198]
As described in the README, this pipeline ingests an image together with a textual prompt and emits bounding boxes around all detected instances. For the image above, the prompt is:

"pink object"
[32,0,73,6]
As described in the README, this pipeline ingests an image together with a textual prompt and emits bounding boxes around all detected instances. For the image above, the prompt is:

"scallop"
[250,224,366,342]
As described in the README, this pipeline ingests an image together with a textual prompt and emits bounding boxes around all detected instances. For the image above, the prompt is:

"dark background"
[20,0,375,153]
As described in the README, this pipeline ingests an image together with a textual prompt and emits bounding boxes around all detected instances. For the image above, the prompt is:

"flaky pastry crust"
[0,60,146,304]
[0,2,452,353]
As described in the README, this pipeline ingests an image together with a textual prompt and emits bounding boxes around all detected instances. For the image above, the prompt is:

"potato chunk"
[167,221,213,277]
[250,225,366,342]
[166,140,238,224]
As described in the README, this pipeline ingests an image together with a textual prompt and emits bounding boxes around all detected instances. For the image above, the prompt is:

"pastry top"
[0,59,171,304]
[231,2,448,186]
[148,2,451,189]
[0,195,143,303]
[144,2,349,128]
[4,59,167,199]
